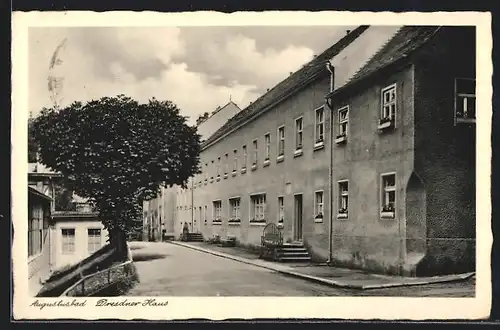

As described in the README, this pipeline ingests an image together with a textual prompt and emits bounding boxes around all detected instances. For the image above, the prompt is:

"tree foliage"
[33,95,201,251]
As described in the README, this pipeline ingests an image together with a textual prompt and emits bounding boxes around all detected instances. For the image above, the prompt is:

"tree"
[33,95,201,259]
[28,118,38,163]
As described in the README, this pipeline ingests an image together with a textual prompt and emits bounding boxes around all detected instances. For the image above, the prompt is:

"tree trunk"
[110,228,128,261]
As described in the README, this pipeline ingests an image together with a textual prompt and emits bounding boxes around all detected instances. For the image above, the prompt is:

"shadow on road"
[132,253,169,262]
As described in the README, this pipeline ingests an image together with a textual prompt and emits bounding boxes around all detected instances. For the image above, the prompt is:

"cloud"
[28,26,350,124]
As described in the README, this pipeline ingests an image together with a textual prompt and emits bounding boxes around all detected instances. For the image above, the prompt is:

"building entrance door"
[293,194,303,241]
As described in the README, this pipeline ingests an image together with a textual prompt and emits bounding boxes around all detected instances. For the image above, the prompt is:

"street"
[127,242,475,297]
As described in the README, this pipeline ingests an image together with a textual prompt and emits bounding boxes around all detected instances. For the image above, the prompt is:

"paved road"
[126,242,475,297]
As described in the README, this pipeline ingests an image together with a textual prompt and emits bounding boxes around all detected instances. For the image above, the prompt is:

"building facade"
[142,101,242,241]
[28,162,110,294]
[186,26,476,276]
[50,211,109,270]
[28,186,52,296]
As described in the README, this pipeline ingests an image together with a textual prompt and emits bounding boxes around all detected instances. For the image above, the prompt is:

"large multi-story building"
[186,25,476,276]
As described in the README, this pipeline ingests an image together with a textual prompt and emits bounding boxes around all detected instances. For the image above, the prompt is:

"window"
[229,198,241,223]
[295,117,303,150]
[61,228,75,254]
[381,173,396,218]
[315,107,325,145]
[338,181,349,218]
[87,228,102,254]
[233,150,238,173]
[381,84,396,122]
[210,160,214,181]
[250,194,266,223]
[252,139,258,167]
[204,205,208,224]
[264,133,271,162]
[217,157,221,179]
[455,78,476,123]
[277,126,285,158]
[242,145,247,170]
[224,153,229,176]
[204,163,208,184]
[314,191,324,220]
[213,200,222,222]
[338,106,349,136]
[28,205,44,257]
[278,196,284,224]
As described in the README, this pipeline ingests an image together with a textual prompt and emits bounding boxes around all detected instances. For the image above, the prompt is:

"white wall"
[52,220,109,270]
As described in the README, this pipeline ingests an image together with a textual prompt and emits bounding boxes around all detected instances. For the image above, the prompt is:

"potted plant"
[381,204,395,218]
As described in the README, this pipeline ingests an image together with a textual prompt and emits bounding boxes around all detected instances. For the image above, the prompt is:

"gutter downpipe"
[325,61,335,266]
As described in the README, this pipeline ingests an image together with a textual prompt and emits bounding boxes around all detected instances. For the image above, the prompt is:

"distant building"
[142,101,242,241]
[28,162,109,295]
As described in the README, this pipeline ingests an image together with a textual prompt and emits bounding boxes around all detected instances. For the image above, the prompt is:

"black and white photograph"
[12,11,492,320]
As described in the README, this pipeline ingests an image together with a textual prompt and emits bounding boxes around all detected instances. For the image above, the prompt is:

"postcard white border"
[12,11,492,320]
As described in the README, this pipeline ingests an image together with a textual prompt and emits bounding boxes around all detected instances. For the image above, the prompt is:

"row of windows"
[192,78,475,187]
[61,228,102,254]
[183,173,397,224]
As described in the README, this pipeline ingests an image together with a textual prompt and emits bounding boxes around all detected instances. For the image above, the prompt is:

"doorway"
[293,194,303,241]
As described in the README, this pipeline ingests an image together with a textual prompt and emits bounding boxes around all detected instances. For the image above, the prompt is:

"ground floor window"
[61,228,76,254]
[278,196,284,224]
[28,205,44,257]
[229,198,241,222]
[314,191,324,220]
[338,180,349,218]
[250,194,266,223]
[213,200,222,223]
[88,228,102,254]
[381,173,396,218]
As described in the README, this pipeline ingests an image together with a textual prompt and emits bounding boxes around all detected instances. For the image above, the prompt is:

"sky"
[29,26,356,125]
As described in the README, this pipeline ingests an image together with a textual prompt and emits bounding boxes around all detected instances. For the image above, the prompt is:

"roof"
[327,25,441,98]
[201,25,370,149]
[28,186,52,201]
[52,211,99,219]
[28,162,62,177]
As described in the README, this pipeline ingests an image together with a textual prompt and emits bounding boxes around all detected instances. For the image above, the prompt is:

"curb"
[169,241,475,290]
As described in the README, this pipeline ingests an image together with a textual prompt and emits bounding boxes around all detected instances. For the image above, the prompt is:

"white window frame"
[250,193,267,223]
[212,200,222,223]
[242,145,247,171]
[252,139,258,168]
[233,149,238,173]
[314,190,324,222]
[277,125,285,160]
[454,77,476,124]
[277,196,285,225]
[229,197,241,223]
[381,172,396,219]
[338,106,349,136]
[61,228,75,254]
[381,84,397,122]
[264,133,271,163]
[338,180,349,219]
[314,106,325,147]
[295,116,303,152]
[87,228,102,254]
[216,157,221,179]
[224,153,229,177]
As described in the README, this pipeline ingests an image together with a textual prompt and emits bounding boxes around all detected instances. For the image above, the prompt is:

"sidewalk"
[169,241,475,290]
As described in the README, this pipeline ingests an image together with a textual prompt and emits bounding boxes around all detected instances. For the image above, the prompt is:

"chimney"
[289,72,293,75]
[313,55,317,58]
[346,29,351,35]
[266,88,270,92]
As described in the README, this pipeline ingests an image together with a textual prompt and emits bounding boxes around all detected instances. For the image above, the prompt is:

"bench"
[218,235,236,247]
[259,223,283,261]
